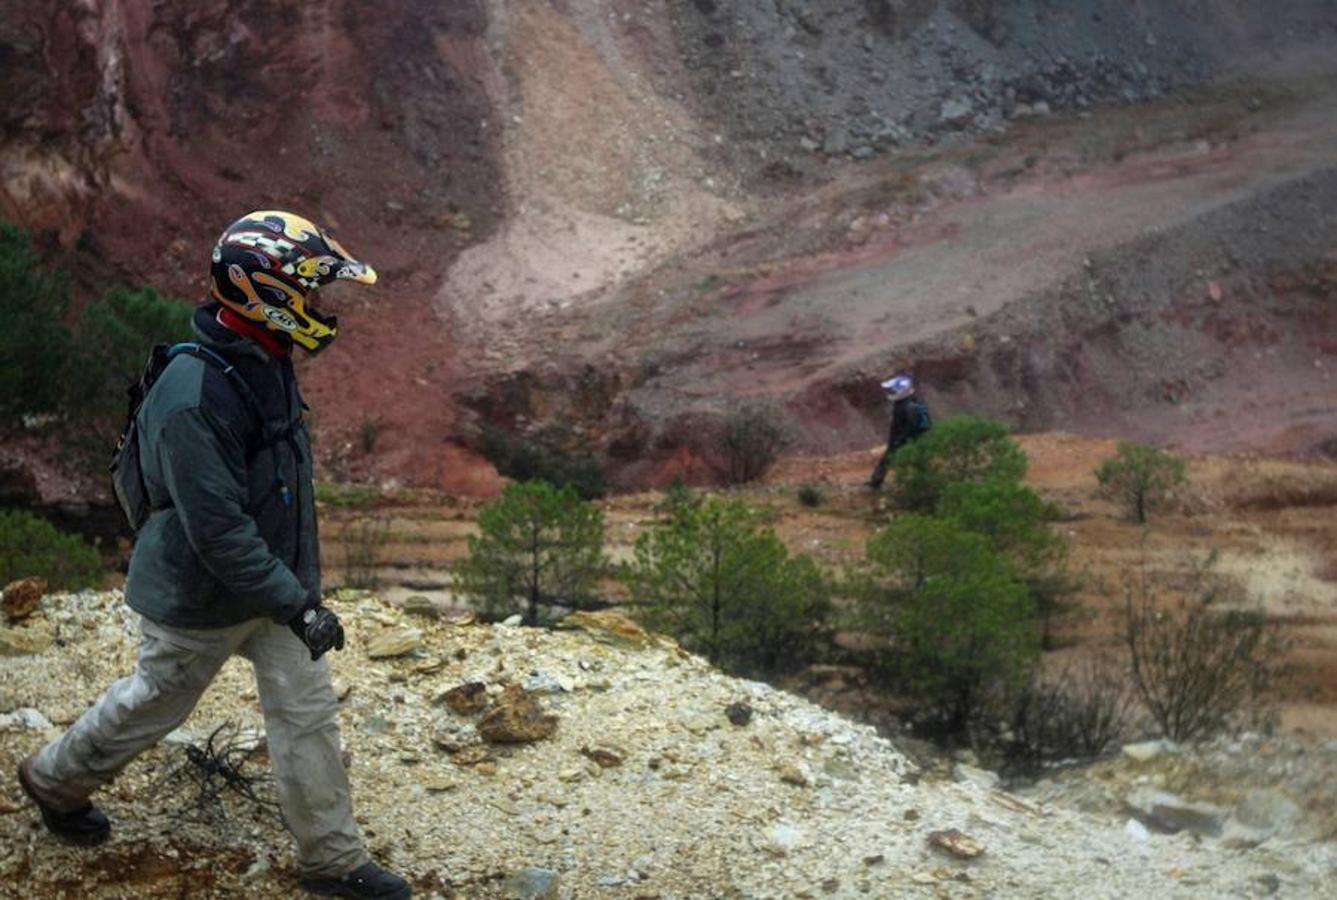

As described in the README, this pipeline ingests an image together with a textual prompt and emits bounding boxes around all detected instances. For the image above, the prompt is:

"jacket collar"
[192,304,284,364]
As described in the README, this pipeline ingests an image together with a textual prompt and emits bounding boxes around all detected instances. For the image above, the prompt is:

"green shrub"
[862,515,1039,736]
[64,286,193,443]
[940,478,1074,646]
[458,481,606,625]
[797,484,824,507]
[626,495,829,678]
[0,221,73,427]
[717,401,790,485]
[889,416,1027,512]
[481,425,606,500]
[1095,442,1187,524]
[0,509,103,589]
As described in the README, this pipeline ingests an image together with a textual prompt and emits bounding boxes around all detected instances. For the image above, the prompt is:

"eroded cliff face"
[3,1,1335,493]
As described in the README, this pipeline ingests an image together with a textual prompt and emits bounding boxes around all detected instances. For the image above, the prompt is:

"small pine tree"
[458,481,606,625]
[889,416,1028,512]
[1095,442,1187,524]
[0,510,103,589]
[65,286,193,442]
[863,515,1039,736]
[939,479,1073,646]
[626,495,829,678]
[0,220,73,427]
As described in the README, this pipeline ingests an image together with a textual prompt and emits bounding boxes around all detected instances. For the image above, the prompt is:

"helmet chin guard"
[209,210,376,354]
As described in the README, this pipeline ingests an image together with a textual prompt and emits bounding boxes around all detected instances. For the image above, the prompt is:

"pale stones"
[0,625,51,656]
[2,577,46,622]
[1124,786,1227,836]
[764,823,809,856]
[928,829,984,860]
[581,746,624,768]
[478,684,558,744]
[366,627,423,659]
[0,707,53,730]
[505,867,559,900]
[559,610,651,648]
[401,595,440,620]
[1122,739,1176,763]
[778,763,809,787]
[1222,789,1302,846]
[431,720,479,754]
[952,762,1001,790]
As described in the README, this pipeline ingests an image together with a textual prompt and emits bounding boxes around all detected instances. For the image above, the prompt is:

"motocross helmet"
[881,373,915,401]
[209,210,377,354]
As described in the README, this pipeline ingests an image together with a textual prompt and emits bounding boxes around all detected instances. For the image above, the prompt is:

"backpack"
[109,342,271,532]
[909,396,932,436]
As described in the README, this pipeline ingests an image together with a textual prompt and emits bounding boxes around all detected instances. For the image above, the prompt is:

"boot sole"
[299,879,411,899]
[16,760,110,847]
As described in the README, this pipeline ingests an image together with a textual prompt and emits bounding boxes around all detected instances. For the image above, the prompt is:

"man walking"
[17,211,411,899]
[868,373,932,490]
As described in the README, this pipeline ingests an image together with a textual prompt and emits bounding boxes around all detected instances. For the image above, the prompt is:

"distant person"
[16,211,411,900]
[867,373,932,490]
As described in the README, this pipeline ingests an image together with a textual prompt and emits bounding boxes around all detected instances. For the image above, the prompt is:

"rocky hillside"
[2,1,1335,493]
[2,589,1335,898]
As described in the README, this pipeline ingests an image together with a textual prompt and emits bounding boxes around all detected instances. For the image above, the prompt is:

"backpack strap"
[167,342,294,507]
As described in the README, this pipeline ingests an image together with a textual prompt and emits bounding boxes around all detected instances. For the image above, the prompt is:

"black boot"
[17,757,111,847]
[301,861,412,899]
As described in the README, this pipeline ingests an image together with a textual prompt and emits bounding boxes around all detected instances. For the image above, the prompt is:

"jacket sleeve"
[154,406,309,624]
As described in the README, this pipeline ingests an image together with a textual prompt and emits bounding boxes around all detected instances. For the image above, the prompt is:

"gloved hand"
[288,603,345,661]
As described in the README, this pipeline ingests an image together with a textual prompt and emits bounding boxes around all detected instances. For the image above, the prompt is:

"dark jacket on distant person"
[869,395,932,488]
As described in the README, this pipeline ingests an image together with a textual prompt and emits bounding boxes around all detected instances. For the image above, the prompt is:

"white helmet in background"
[881,374,915,401]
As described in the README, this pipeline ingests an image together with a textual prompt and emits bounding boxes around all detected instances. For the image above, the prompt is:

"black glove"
[288,603,345,661]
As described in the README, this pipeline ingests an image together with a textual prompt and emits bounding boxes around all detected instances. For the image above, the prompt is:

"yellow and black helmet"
[209,210,377,354]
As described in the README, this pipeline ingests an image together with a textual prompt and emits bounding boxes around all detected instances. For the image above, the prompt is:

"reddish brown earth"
[2,1,1335,495]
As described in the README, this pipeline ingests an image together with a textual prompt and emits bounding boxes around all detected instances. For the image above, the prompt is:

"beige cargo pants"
[24,615,368,878]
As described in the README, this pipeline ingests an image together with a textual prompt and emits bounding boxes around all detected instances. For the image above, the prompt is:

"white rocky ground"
[1,590,1334,899]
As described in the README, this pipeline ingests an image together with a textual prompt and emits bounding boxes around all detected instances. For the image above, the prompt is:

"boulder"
[366,627,422,659]
[952,762,1001,790]
[1121,739,1176,763]
[928,829,984,860]
[0,625,51,656]
[1222,789,1302,846]
[504,867,559,900]
[1124,786,1227,836]
[439,681,489,715]
[559,610,651,648]
[478,684,558,744]
[2,577,47,622]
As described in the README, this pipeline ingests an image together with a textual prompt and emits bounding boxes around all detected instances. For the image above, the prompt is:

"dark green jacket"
[125,307,319,628]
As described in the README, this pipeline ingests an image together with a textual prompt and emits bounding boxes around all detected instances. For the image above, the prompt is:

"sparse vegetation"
[889,416,1028,512]
[0,509,103,589]
[1095,442,1187,524]
[63,285,193,458]
[1005,656,1135,774]
[0,220,73,426]
[358,416,382,455]
[861,514,1039,737]
[1123,557,1284,742]
[341,516,391,590]
[626,493,830,678]
[481,425,607,500]
[797,484,824,507]
[314,482,382,508]
[717,401,790,485]
[939,478,1074,647]
[458,480,607,626]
